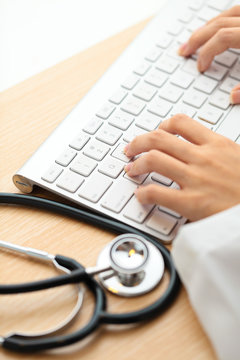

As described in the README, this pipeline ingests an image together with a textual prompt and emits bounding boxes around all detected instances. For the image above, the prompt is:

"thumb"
[230,84,240,104]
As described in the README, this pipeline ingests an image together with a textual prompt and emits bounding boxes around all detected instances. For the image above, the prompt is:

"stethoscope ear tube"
[0,192,181,353]
[1,255,107,353]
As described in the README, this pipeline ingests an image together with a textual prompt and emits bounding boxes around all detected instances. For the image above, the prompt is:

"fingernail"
[124,144,129,155]
[124,162,133,173]
[178,42,190,56]
[198,57,208,73]
[134,188,139,196]
[230,90,240,104]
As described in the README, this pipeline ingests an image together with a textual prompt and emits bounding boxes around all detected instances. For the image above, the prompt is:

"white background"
[0,0,167,92]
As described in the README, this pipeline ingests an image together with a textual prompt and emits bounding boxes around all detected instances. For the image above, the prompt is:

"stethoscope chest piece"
[97,234,165,297]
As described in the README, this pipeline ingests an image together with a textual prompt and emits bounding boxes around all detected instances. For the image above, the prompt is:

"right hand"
[178,5,240,104]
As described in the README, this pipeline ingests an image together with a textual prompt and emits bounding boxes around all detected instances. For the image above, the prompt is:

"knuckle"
[141,184,158,203]
[149,129,161,141]
[213,17,227,28]
[168,113,188,131]
[217,28,234,43]
[231,5,240,14]
[214,134,232,147]
[145,149,159,167]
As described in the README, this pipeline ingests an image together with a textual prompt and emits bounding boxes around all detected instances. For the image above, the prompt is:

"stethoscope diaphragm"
[97,234,165,297]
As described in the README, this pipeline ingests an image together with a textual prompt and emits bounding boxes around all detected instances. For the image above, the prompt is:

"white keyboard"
[13,0,240,244]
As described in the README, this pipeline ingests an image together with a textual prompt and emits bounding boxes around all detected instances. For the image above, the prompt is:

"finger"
[135,184,186,215]
[197,27,240,71]
[230,83,240,104]
[159,114,216,144]
[124,149,188,185]
[178,17,240,57]
[124,129,196,163]
[207,5,240,25]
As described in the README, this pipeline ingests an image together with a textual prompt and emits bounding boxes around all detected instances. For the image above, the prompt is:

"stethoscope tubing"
[0,192,181,353]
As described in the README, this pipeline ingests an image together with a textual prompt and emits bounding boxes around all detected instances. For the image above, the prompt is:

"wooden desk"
[0,19,216,360]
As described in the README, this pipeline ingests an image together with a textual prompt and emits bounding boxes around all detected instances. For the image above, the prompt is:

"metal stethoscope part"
[0,240,84,338]
[97,234,164,297]
[0,234,164,339]
[0,192,180,353]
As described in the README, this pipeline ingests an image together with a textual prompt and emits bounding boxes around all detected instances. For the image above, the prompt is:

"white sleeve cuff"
[172,205,240,360]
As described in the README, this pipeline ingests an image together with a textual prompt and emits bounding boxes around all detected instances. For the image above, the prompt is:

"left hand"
[124,115,240,221]
[178,5,240,104]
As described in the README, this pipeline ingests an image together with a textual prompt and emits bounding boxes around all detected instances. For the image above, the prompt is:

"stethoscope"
[0,192,181,353]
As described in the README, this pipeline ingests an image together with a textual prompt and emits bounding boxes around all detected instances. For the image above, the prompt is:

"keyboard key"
[158,83,183,103]
[144,69,168,88]
[182,58,199,76]
[108,111,134,130]
[135,111,162,131]
[111,142,132,162]
[55,148,77,167]
[109,88,128,104]
[170,70,194,89]
[101,178,137,213]
[167,21,184,36]
[204,62,228,81]
[183,89,207,108]
[177,29,192,45]
[148,97,172,117]
[123,196,155,224]
[78,173,112,203]
[151,172,173,186]
[167,42,186,62]
[83,140,110,161]
[41,164,63,183]
[208,0,230,11]
[123,125,147,143]
[198,6,219,21]
[124,172,149,185]
[121,74,140,90]
[187,17,205,32]
[98,156,124,178]
[121,96,146,116]
[193,75,218,94]
[134,62,151,76]
[220,77,239,93]
[158,206,181,219]
[229,48,240,55]
[156,56,179,74]
[146,208,177,235]
[70,154,97,177]
[69,132,90,151]
[56,171,84,193]
[229,61,240,81]
[214,51,238,68]
[96,102,116,119]
[170,103,196,118]
[156,33,173,49]
[145,47,162,62]
[83,117,103,135]
[96,124,122,146]
[209,90,230,110]
[188,0,204,11]
[178,9,194,23]
[133,82,157,101]
[197,104,223,124]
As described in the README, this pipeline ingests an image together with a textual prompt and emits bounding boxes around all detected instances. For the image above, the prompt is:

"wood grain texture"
[0,19,216,360]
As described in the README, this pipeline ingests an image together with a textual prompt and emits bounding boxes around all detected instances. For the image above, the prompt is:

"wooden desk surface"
[0,19,216,360]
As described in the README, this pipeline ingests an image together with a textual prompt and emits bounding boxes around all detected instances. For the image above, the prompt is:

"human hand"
[178,5,240,104]
[124,115,240,221]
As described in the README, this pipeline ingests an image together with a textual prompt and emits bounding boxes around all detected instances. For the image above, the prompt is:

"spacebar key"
[101,178,137,213]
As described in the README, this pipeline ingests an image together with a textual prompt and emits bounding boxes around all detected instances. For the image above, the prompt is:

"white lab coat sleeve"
[172,204,240,360]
